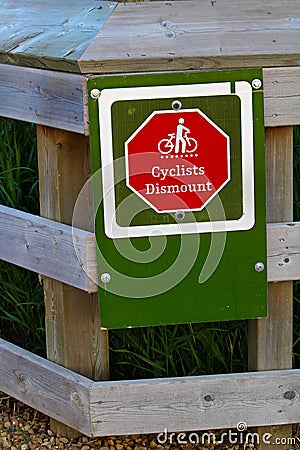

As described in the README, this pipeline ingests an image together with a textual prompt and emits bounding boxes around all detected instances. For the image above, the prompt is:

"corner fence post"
[37,125,109,437]
[248,126,294,449]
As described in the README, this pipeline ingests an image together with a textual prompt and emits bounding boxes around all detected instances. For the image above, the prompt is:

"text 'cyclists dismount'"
[125,109,230,213]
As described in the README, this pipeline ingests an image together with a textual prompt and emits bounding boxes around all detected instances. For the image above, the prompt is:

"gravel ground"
[1,392,300,450]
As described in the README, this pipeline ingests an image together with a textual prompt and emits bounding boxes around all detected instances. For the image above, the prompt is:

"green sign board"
[87,69,267,329]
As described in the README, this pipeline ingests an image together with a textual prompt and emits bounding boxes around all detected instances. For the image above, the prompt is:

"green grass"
[110,321,247,380]
[0,117,299,378]
[0,265,45,354]
[0,119,39,214]
[0,118,45,355]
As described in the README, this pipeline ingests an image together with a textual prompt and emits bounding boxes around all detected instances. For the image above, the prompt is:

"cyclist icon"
[175,118,190,154]
[158,117,198,155]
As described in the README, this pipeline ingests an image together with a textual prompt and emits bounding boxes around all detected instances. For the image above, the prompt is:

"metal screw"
[101,273,111,284]
[90,88,101,100]
[172,100,182,110]
[175,211,185,220]
[255,262,265,272]
[252,78,262,89]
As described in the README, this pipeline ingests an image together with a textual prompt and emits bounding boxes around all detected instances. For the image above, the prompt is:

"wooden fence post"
[248,126,294,449]
[37,126,109,436]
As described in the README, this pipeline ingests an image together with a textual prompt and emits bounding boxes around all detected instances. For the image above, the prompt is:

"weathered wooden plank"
[79,0,300,74]
[0,1,116,73]
[263,67,300,127]
[0,64,298,134]
[0,204,299,291]
[0,338,92,436]
[37,126,109,437]
[248,127,294,450]
[267,222,300,282]
[1,337,300,438]
[0,64,300,135]
[0,64,86,134]
[89,369,300,437]
[0,205,97,292]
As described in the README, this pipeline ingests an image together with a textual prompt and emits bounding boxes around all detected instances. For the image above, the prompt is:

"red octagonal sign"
[125,109,230,213]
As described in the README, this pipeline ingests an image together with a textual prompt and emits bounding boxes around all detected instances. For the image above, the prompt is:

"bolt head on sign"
[125,109,230,213]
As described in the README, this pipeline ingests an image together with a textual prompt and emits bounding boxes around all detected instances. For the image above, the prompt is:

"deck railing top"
[0,0,300,74]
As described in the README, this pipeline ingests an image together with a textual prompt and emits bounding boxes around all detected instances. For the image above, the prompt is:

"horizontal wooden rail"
[0,206,299,291]
[0,205,97,292]
[0,64,87,134]
[0,338,92,436]
[0,64,300,132]
[1,337,300,437]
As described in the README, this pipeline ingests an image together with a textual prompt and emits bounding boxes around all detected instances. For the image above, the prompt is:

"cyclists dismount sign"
[125,109,230,213]
[88,70,267,328]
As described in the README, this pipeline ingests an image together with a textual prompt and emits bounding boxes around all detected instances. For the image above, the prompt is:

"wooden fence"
[0,1,299,448]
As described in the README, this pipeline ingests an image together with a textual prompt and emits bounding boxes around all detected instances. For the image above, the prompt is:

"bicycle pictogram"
[158,118,198,155]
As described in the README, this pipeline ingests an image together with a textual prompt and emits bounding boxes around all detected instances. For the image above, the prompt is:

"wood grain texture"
[79,0,300,74]
[249,127,293,371]
[248,127,294,450]
[89,369,300,436]
[37,126,109,377]
[0,0,116,72]
[0,338,92,436]
[37,127,92,226]
[37,126,109,436]
[263,67,300,127]
[0,64,298,135]
[0,64,86,134]
[0,206,298,292]
[0,205,97,292]
[267,222,300,282]
[1,337,300,438]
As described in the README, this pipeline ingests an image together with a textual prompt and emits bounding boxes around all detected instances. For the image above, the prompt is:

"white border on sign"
[98,81,255,239]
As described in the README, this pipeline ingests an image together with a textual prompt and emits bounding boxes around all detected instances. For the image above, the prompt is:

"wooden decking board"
[0,0,117,72]
[0,1,300,73]
[79,0,300,74]
[0,64,86,133]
